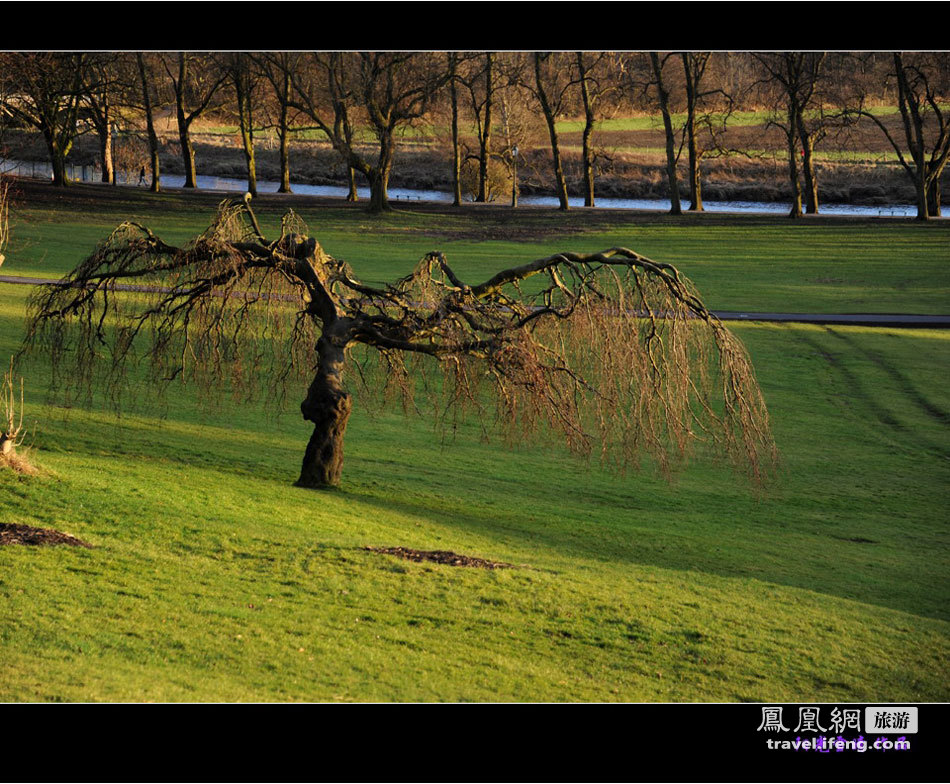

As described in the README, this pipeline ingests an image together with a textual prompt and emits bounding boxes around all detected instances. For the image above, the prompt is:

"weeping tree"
[23,199,776,488]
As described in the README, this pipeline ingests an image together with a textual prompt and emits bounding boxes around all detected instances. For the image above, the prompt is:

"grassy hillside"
[0,186,947,702]
[5,182,950,314]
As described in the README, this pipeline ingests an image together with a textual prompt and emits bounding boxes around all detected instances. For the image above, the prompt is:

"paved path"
[712,311,950,328]
[3,274,949,328]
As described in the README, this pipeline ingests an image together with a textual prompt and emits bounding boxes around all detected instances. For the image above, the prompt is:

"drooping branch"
[23,201,320,411]
[344,247,776,482]
[23,198,776,485]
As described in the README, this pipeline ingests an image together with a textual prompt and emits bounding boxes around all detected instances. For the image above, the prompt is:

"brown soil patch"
[364,545,513,569]
[0,522,92,548]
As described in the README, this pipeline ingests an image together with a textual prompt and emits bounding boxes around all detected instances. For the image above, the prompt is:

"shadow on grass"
[338,441,948,624]
[16,382,947,627]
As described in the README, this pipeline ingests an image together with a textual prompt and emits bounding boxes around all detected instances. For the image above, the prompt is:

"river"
[1,157,920,218]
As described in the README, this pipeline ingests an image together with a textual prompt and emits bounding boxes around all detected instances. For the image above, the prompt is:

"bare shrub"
[459,155,512,202]
[0,177,9,267]
[0,358,36,474]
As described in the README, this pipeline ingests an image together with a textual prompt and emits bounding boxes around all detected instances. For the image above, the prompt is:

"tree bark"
[685,120,703,211]
[786,104,803,218]
[46,135,69,187]
[233,59,257,197]
[577,52,596,207]
[278,109,292,193]
[178,113,197,188]
[275,65,292,193]
[173,55,199,189]
[0,434,14,458]
[927,177,942,218]
[534,53,570,211]
[239,118,257,197]
[89,102,116,185]
[137,54,161,193]
[477,53,494,203]
[297,336,352,488]
[368,166,391,212]
[98,120,114,184]
[449,53,462,207]
[800,130,819,214]
[366,130,394,212]
[650,53,681,215]
[681,53,705,212]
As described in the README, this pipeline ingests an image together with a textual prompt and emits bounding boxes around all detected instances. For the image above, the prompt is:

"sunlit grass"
[0,196,947,702]
[5,190,949,315]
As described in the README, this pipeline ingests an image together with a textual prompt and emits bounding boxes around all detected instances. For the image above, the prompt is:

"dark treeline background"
[0,51,947,219]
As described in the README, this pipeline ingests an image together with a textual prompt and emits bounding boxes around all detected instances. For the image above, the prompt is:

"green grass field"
[0,187,947,702]
[8,188,950,314]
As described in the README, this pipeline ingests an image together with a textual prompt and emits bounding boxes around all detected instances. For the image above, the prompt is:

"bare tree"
[0,53,89,187]
[295,52,362,202]
[456,52,500,203]
[135,53,163,192]
[161,53,228,189]
[576,52,619,207]
[629,52,725,214]
[82,53,123,185]
[220,53,261,197]
[0,176,9,267]
[752,53,832,218]
[440,52,482,206]
[646,52,685,215]
[680,52,736,212]
[24,199,776,489]
[448,52,463,206]
[495,70,534,208]
[288,52,449,212]
[856,52,950,219]
[253,52,303,194]
[529,52,574,211]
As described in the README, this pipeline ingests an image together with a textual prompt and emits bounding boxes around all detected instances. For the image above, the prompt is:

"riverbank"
[4,128,946,210]
[5,178,949,315]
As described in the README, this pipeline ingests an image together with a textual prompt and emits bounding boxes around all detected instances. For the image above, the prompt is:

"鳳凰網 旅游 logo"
[756,705,916,752]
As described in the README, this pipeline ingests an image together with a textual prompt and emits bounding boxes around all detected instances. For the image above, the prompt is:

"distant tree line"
[0,51,947,219]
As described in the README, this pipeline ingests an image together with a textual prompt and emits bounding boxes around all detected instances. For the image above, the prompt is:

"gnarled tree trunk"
[297,335,352,488]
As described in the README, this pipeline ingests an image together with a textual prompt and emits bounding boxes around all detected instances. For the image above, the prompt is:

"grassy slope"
[6,185,949,314]
[0,188,947,702]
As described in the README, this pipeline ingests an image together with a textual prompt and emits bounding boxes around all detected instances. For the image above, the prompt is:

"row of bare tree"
[0,52,947,219]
